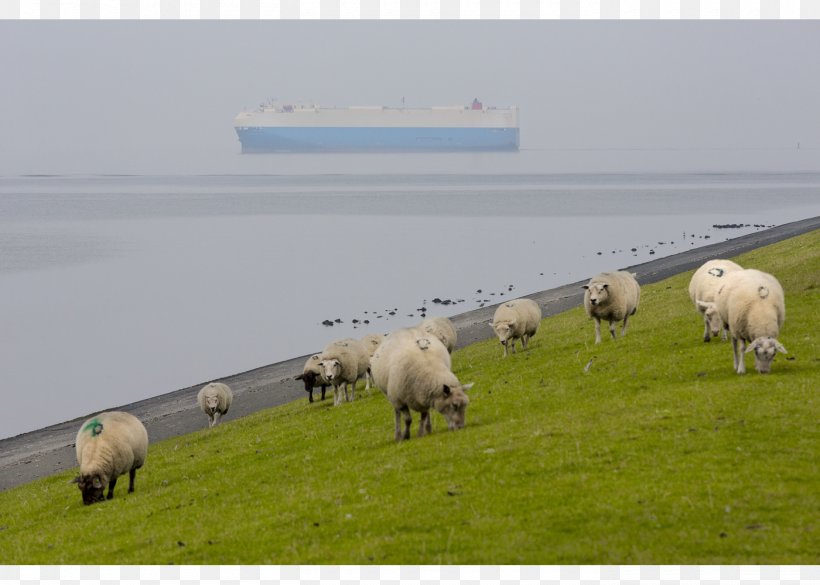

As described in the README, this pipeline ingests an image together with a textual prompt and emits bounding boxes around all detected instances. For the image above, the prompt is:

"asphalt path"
[1,215,817,492]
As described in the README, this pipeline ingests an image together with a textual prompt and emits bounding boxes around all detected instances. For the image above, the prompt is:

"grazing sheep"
[361,333,386,389]
[295,355,329,403]
[716,268,787,374]
[197,382,234,428]
[371,327,472,441]
[688,259,743,342]
[582,271,641,344]
[72,411,148,505]
[489,298,542,357]
[318,338,371,405]
[420,317,457,354]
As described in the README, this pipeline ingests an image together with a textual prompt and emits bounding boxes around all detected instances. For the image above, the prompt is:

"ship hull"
[235,126,520,153]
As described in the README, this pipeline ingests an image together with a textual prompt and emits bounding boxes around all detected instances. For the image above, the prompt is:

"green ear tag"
[83,419,104,437]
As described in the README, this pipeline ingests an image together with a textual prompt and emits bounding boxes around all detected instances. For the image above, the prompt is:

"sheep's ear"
[602,284,609,289]
[92,477,102,489]
[745,340,758,353]
[69,475,80,484]
[488,322,495,328]
[442,385,451,396]
[295,374,304,381]
[775,341,788,354]
[462,383,474,392]
[581,285,589,290]
[696,300,709,310]
[508,320,517,327]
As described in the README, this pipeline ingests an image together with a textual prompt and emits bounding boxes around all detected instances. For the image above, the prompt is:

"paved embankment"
[1,215,817,492]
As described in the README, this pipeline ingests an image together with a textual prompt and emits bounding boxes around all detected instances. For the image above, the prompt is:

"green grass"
[1,230,818,564]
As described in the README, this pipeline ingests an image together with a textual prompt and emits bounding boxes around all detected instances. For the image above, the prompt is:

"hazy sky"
[1,21,818,175]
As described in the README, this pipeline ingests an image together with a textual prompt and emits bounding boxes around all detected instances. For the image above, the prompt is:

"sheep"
[197,382,233,428]
[419,317,457,354]
[72,411,148,505]
[318,338,371,405]
[715,268,787,374]
[688,259,743,342]
[371,327,472,441]
[582,271,641,344]
[360,333,386,389]
[489,298,542,357]
[295,354,329,403]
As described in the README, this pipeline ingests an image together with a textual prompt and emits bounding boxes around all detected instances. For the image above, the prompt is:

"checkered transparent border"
[2,565,820,583]
[2,0,820,19]
[1,0,817,582]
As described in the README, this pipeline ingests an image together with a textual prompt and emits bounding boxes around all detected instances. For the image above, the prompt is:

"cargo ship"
[234,98,519,153]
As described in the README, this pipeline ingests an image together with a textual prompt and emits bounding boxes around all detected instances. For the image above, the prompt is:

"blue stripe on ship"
[235,127,519,153]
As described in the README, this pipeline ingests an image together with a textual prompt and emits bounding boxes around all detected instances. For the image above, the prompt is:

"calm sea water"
[1,173,818,439]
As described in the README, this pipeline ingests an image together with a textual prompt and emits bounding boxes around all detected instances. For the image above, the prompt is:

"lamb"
[582,271,641,344]
[197,382,234,427]
[419,317,457,354]
[72,411,148,505]
[318,338,371,405]
[371,327,472,441]
[489,298,542,357]
[715,268,787,374]
[688,259,743,342]
[294,354,329,403]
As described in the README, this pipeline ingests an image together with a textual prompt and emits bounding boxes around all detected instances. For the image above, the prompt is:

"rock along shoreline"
[1,215,818,492]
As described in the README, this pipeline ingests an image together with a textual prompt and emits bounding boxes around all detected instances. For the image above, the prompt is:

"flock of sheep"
[70,260,787,505]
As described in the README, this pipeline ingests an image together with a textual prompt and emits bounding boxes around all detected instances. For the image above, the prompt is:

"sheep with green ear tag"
[72,411,148,506]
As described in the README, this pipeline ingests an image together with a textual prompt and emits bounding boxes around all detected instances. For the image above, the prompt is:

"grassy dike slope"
[1,230,817,564]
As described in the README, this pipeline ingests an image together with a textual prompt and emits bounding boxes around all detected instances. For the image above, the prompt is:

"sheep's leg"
[333,385,342,406]
[395,407,412,441]
[423,411,432,435]
[418,411,431,437]
[609,319,617,340]
[107,477,117,500]
[621,314,630,337]
[308,387,314,403]
[213,411,222,426]
[320,385,327,401]
[394,409,403,441]
[737,339,747,374]
[208,414,215,428]
[349,380,355,401]
[594,318,602,344]
[731,337,744,374]
[703,318,711,342]
[510,339,517,354]
[522,334,529,349]
[129,469,136,493]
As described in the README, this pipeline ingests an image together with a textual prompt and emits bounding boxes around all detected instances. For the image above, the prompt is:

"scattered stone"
[432,298,442,304]
[363,320,370,324]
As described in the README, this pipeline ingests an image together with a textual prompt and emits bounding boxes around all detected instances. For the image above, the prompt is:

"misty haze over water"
[1,172,819,439]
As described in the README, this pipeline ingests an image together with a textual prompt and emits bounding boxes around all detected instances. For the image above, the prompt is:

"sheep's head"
[490,321,515,345]
[434,383,473,431]
[295,371,318,392]
[746,337,787,373]
[318,359,342,382]
[696,300,723,339]
[583,282,609,306]
[204,394,220,412]
[72,474,106,505]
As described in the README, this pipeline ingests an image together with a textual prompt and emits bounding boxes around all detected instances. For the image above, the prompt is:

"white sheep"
[295,354,329,403]
[360,333,386,389]
[715,268,787,374]
[688,259,743,342]
[72,411,148,505]
[318,338,371,405]
[197,382,234,428]
[371,327,472,441]
[582,271,641,344]
[489,298,542,357]
[419,317,457,354]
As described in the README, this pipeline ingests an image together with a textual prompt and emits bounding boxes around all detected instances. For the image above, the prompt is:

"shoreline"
[2,215,818,492]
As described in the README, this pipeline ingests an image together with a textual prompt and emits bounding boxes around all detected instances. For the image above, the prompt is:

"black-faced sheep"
[688,259,743,342]
[295,354,329,403]
[715,268,787,374]
[371,327,472,441]
[582,271,641,343]
[73,411,148,505]
[318,338,371,405]
[489,298,541,357]
[197,382,233,427]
